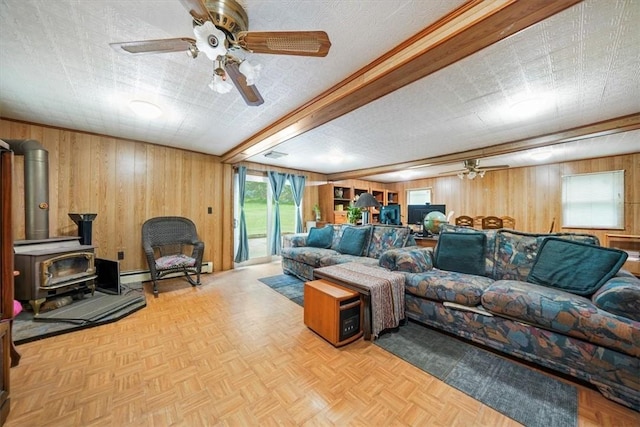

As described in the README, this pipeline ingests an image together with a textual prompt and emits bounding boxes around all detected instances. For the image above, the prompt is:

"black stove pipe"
[6,139,49,240]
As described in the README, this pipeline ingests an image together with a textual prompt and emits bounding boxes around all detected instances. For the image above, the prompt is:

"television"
[379,204,401,225]
[407,204,446,226]
[94,258,121,295]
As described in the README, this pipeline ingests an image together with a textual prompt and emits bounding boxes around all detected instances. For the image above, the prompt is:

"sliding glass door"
[234,173,296,265]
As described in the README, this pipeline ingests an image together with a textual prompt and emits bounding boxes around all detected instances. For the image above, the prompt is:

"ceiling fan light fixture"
[209,74,233,94]
[128,100,162,119]
[186,43,199,58]
[194,21,228,60]
[239,60,262,86]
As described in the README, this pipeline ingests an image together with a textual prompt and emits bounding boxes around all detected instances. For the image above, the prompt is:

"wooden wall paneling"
[114,139,135,268]
[11,155,25,240]
[133,142,148,271]
[388,153,639,241]
[93,136,114,259]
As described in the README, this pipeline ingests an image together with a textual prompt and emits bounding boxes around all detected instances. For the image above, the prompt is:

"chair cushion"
[338,226,371,256]
[156,254,197,269]
[307,226,333,248]
[434,232,486,276]
[527,237,627,296]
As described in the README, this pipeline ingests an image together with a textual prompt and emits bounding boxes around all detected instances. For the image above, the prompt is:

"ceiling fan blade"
[236,31,331,57]
[479,165,510,170]
[225,61,264,106]
[110,38,195,55]
[438,169,466,175]
[179,0,212,23]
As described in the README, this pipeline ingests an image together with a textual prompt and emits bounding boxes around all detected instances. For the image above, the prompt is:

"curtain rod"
[232,166,308,178]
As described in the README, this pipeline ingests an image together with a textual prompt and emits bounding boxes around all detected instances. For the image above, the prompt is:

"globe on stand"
[423,211,447,235]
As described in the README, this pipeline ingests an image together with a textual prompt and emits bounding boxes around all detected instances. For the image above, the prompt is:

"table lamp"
[354,193,381,225]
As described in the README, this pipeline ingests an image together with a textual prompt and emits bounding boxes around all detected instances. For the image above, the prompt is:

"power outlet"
[117,251,124,260]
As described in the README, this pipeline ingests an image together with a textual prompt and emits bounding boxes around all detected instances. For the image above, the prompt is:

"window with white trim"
[407,188,432,205]
[562,170,624,229]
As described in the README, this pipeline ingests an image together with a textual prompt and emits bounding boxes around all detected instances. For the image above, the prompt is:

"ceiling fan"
[109,0,331,106]
[440,159,510,179]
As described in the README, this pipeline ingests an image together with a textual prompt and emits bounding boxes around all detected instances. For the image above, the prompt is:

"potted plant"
[346,205,362,224]
[313,204,321,221]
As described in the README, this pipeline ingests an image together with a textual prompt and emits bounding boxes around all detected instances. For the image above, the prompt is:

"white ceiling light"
[529,147,554,161]
[508,94,555,120]
[128,100,162,119]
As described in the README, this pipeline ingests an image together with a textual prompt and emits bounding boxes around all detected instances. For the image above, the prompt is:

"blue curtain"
[234,166,249,263]
[268,171,288,255]
[288,174,306,233]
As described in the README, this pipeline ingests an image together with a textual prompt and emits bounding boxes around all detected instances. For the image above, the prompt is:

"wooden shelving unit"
[319,183,400,225]
[606,234,640,277]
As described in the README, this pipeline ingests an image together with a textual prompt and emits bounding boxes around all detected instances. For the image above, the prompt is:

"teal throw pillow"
[527,237,628,296]
[434,232,486,276]
[307,226,333,249]
[338,226,371,256]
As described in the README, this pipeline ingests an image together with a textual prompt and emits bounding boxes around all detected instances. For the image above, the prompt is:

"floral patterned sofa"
[379,226,640,410]
[282,224,415,282]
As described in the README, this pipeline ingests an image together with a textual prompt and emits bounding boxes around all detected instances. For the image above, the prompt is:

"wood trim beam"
[326,113,640,181]
[221,0,582,164]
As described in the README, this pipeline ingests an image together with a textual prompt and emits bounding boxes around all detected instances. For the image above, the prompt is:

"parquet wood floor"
[6,261,640,426]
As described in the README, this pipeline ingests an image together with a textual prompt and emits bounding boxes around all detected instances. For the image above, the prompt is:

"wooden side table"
[304,279,363,346]
[415,236,438,248]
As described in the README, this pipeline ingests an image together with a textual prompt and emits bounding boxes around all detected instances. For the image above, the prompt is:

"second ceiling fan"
[110,0,332,106]
[440,159,510,179]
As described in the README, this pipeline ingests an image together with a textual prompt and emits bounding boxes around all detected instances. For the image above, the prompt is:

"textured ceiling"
[1,0,639,183]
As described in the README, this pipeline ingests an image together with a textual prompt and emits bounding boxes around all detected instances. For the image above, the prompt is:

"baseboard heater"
[120,261,213,285]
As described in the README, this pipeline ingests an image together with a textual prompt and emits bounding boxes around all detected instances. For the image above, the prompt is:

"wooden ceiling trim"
[221,0,582,164]
[326,113,640,180]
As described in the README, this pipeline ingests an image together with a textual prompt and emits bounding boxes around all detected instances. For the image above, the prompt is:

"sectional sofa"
[281,223,415,282]
[282,223,639,410]
[379,225,640,410]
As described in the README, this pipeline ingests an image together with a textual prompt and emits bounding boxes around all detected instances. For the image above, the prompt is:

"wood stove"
[14,237,96,314]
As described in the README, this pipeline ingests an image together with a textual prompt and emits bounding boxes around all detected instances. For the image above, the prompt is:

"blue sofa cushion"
[404,269,494,306]
[591,276,640,321]
[338,226,371,256]
[434,232,486,276]
[482,280,640,357]
[527,237,628,296]
[379,247,433,273]
[280,247,339,268]
[307,226,333,248]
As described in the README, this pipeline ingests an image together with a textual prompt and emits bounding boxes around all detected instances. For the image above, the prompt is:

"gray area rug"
[258,274,305,306]
[14,283,146,345]
[259,274,577,427]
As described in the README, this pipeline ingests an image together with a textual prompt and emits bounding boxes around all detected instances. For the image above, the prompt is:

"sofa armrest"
[283,233,308,248]
[379,247,434,272]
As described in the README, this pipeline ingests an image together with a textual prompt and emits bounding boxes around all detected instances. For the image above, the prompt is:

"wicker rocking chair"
[142,216,204,297]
